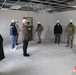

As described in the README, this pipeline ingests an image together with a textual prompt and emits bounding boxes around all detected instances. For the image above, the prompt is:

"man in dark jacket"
[54,20,63,44]
[22,19,30,57]
[0,34,5,61]
[10,20,17,50]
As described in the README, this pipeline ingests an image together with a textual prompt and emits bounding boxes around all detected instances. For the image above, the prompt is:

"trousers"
[23,40,29,55]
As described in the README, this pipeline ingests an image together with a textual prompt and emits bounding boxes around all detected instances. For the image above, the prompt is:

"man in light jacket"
[15,20,21,45]
[35,22,44,43]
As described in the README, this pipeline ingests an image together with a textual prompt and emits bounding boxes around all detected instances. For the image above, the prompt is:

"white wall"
[0,10,76,44]
[0,10,35,43]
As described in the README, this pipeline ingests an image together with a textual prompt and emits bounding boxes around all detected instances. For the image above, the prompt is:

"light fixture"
[71,5,76,8]
[38,8,52,12]
[10,5,21,9]
[1,8,9,10]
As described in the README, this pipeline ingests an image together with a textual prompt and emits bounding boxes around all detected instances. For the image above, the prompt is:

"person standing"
[15,20,21,45]
[35,22,44,43]
[54,20,63,44]
[66,20,75,48]
[22,19,30,57]
[0,34,5,61]
[10,20,17,50]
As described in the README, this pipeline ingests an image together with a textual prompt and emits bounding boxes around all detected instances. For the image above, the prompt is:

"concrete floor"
[0,40,76,75]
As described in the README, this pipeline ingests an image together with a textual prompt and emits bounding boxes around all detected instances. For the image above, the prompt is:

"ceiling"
[0,0,76,13]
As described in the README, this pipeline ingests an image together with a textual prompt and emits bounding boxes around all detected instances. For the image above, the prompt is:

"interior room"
[0,0,76,75]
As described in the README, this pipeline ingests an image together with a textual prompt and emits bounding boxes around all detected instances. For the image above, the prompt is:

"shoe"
[55,42,57,44]
[37,42,41,43]
[15,43,19,45]
[58,42,60,44]
[66,45,69,47]
[11,47,16,50]
[24,54,30,57]
[70,46,72,48]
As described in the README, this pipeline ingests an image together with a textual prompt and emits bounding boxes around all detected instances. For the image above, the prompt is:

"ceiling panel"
[20,0,31,2]
[7,0,18,1]
[0,0,76,13]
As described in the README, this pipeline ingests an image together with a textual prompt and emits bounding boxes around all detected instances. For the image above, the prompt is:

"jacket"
[66,23,75,37]
[36,24,44,32]
[54,23,62,34]
[15,24,21,34]
[10,23,17,36]
[22,25,30,41]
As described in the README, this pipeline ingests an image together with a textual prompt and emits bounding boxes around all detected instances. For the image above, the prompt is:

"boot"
[70,46,72,48]
[66,40,69,47]
[66,45,69,47]
[70,40,73,48]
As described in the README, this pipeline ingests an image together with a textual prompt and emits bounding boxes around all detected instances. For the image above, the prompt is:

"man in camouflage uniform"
[35,22,44,43]
[66,20,75,48]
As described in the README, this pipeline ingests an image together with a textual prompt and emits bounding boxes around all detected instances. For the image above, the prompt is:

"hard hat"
[57,20,60,23]
[37,22,40,24]
[22,19,27,23]
[11,20,15,23]
[70,19,73,22]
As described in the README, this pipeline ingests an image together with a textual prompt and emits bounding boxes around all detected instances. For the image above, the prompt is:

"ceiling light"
[38,8,52,12]
[71,5,76,8]
[10,5,21,9]
[1,8,9,10]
